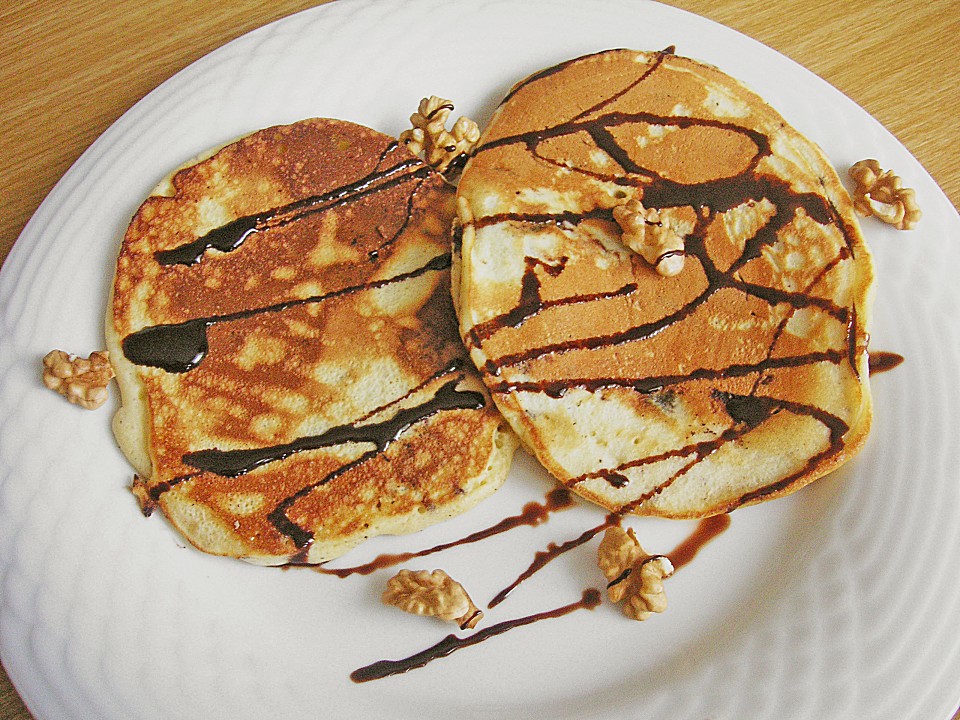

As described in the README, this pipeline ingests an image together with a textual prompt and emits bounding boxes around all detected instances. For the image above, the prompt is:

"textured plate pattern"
[1,1,959,719]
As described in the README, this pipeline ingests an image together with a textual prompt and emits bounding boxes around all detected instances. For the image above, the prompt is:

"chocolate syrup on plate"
[487,513,619,608]
[668,514,732,570]
[350,589,602,683]
[868,351,905,376]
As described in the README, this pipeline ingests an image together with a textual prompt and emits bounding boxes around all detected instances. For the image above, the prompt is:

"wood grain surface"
[1,1,957,718]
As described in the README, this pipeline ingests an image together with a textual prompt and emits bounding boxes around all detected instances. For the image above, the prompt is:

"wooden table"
[1,1,957,718]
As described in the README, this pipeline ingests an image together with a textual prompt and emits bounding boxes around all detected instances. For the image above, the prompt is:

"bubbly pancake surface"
[455,49,873,517]
[108,118,516,564]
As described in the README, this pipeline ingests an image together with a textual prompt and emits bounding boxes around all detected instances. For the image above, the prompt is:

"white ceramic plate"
[1,1,958,718]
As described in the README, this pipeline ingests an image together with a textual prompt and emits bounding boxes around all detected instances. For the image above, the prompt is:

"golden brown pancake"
[107,118,517,565]
[454,49,873,518]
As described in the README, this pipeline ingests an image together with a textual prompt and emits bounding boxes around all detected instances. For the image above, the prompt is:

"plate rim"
[1,2,958,719]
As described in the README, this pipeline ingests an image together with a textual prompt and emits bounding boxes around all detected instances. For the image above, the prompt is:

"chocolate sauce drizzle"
[868,351,904,376]
[558,388,849,513]
[488,513,619,608]
[486,349,847,398]
[313,487,575,576]
[154,144,424,267]
[668,514,731,570]
[126,140,436,373]
[589,419,755,509]
[497,46,675,109]
[129,135,493,555]
[122,252,451,373]
[469,252,638,348]
[182,376,481,478]
[464,51,865,511]
[350,588,602,683]
[269,376,486,549]
[151,363,485,548]
[471,198,846,377]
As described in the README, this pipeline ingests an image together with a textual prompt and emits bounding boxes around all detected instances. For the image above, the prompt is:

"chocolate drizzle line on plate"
[868,351,905,375]
[464,51,865,511]
[154,142,423,267]
[488,513,620,608]
[312,487,575,575]
[668,514,732,570]
[350,588,602,683]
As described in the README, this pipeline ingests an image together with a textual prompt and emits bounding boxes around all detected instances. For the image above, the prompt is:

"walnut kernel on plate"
[848,159,921,230]
[383,568,483,629]
[597,526,673,621]
[42,349,114,410]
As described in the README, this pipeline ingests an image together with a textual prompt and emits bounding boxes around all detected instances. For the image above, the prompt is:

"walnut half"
[598,526,673,621]
[383,569,483,629]
[42,349,114,410]
[848,159,921,230]
[612,198,689,276]
[400,96,480,174]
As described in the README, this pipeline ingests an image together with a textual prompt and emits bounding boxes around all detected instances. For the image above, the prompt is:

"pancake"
[108,118,517,565]
[454,49,873,518]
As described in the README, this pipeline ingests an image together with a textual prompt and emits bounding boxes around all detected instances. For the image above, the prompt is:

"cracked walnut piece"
[598,526,674,621]
[848,159,921,230]
[42,349,114,410]
[612,198,689,276]
[383,569,483,629]
[400,96,480,174]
